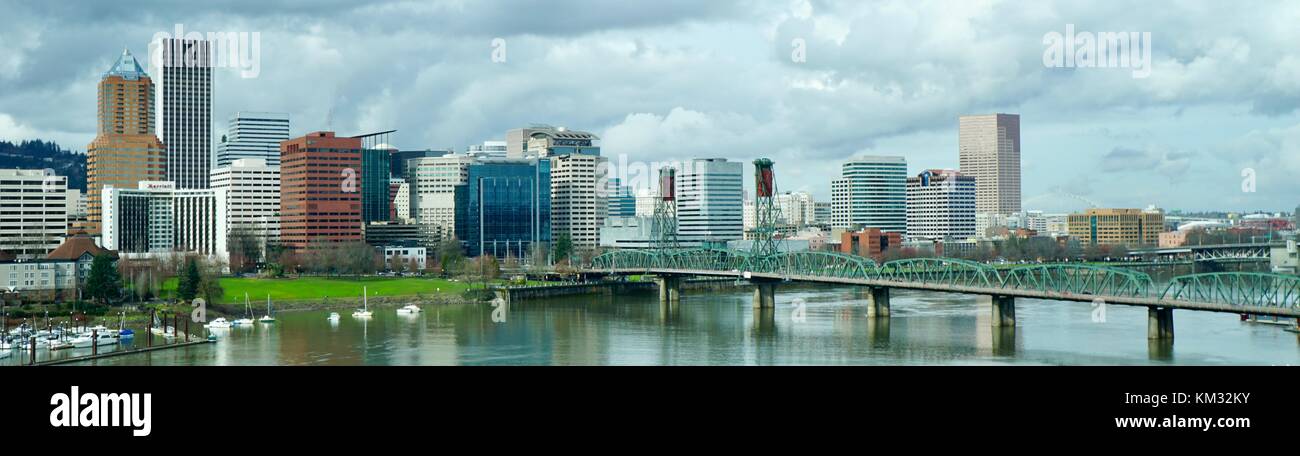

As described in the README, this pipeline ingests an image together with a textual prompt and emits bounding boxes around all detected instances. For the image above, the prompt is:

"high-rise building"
[454,158,551,258]
[389,177,410,222]
[525,127,601,158]
[409,154,476,239]
[156,38,212,189]
[209,158,280,256]
[214,111,290,167]
[831,156,907,233]
[905,169,976,241]
[550,152,607,250]
[279,131,363,251]
[101,181,228,259]
[634,188,657,217]
[814,202,831,225]
[505,125,551,159]
[389,149,449,180]
[467,140,508,159]
[362,148,392,223]
[0,169,68,258]
[959,113,1021,215]
[606,177,636,218]
[1067,208,1164,247]
[775,191,816,227]
[87,48,167,233]
[676,158,744,245]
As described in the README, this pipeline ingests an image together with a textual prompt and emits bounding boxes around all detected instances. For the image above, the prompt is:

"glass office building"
[362,148,392,223]
[455,158,551,258]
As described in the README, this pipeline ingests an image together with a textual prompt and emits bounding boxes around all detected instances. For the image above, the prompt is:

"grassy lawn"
[163,276,480,303]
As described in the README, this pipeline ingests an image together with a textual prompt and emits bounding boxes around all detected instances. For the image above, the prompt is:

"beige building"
[550,152,607,250]
[958,113,1021,215]
[1068,208,1164,247]
[87,48,167,233]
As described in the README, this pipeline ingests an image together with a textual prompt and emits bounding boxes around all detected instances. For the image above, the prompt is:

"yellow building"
[86,48,166,233]
[1067,208,1164,247]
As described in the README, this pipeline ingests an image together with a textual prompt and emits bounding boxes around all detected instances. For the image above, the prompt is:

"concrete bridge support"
[753,281,777,309]
[989,295,1016,327]
[656,276,682,304]
[1148,307,1174,340]
[865,286,890,318]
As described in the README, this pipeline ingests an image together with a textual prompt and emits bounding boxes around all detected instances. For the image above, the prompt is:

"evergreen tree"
[83,254,122,305]
[178,257,201,302]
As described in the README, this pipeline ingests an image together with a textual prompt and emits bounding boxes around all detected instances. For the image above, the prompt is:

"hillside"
[0,139,86,190]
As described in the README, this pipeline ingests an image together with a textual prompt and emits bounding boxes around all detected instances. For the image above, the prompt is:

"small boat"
[49,339,73,351]
[71,331,118,348]
[204,318,231,329]
[0,349,9,359]
[259,295,276,323]
[117,312,134,338]
[396,304,422,314]
[352,286,373,318]
[327,312,341,322]
[232,293,255,326]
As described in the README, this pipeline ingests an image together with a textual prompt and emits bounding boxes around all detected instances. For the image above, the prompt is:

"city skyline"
[2,2,1300,213]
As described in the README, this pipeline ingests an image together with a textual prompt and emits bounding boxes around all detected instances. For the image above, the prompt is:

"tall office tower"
[101,181,228,259]
[454,158,551,258]
[606,177,636,218]
[958,113,1021,215]
[550,152,608,250]
[388,177,410,222]
[775,191,816,227]
[525,127,601,157]
[87,48,167,233]
[156,38,212,189]
[830,156,907,233]
[214,111,289,167]
[389,148,449,180]
[362,148,392,223]
[675,158,744,246]
[0,169,68,258]
[505,124,552,159]
[279,132,363,251]
[467,140,508,159]
[905,169,976,241]
[634,188,657,217]
[209,158,281,256]
[408,154,477,239]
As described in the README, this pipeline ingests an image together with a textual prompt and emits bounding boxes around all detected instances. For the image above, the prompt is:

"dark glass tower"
[455,159,551,258]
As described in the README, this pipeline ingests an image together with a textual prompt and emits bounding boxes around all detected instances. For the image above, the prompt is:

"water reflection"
[7,284,1296,366]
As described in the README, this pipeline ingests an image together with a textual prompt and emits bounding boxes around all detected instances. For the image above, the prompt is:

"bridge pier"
[865,286,890,318]
[752,281,777,309]
[656,276,682,304]
[1148,307,1174,340]
[989,295,1015,327]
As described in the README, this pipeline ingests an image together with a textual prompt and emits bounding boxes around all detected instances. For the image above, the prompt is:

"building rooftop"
[46,233,117,261]
[105,48,147,80]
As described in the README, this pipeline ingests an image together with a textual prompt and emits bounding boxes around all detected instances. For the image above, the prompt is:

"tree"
[177,256,201,302]
[227,227,263,273]
[436,238,466,278]
[83,254,122,305]
[554,234,573,264]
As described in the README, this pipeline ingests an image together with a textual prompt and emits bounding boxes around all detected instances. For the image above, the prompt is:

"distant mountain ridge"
[0,139,86,190]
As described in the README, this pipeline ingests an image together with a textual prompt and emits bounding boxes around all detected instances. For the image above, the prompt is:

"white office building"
[466,140,507,159]
[409,154,476,237]
[209,158,280,254]
[675,158,743,246]
[775,191,816,227]
[905,169,976,241]
[550,152,607,249]
[0,169,69,259]
[831,156,908,233]
[215,111,290,167]
[102,181,227,260]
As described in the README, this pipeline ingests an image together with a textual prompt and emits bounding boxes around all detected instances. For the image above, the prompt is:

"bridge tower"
[751,158,783,258]
[652,166,679,251]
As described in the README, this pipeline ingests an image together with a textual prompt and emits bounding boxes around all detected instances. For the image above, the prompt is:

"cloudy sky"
[2,0,1299,213]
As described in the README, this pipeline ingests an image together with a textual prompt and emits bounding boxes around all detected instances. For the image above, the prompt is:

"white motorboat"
[396,304,422,314]
[204,317,232,329]
[327,312,341,322]
[352,286,373,318]
[259,295,276,323]
[71,331,118,349]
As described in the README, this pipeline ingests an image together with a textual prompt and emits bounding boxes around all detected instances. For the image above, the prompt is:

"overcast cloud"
[1,0,1298,213]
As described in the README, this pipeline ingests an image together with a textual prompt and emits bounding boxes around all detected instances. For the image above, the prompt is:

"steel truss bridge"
[1128,242,1280,263]
[587,248,1300,339]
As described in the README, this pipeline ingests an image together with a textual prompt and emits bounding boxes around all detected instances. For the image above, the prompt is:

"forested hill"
[0,140,86,190]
